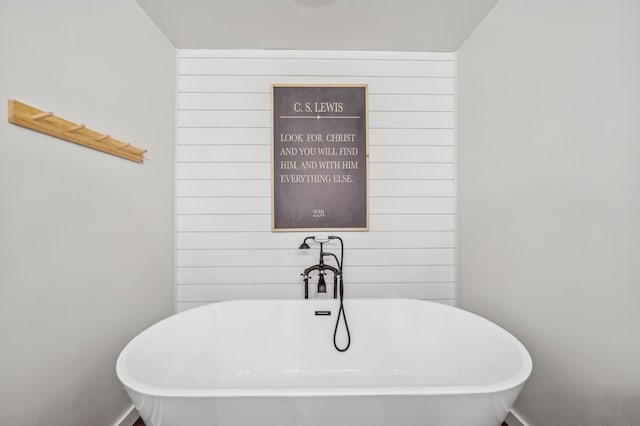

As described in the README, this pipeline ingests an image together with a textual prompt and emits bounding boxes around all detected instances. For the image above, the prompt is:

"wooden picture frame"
[272,84,369,231]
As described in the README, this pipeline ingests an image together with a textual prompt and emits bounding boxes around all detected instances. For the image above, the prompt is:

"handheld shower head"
[298,236,314,249]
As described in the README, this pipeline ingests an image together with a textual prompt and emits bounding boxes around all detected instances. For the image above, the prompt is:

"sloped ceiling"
[136,0,498,51]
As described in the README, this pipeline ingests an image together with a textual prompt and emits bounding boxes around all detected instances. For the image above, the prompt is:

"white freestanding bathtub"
[116,299,531,426]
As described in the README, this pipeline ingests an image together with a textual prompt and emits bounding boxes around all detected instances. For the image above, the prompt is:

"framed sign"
[272,84,368,231]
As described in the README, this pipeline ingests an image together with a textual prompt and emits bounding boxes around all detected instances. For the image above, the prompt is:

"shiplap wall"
[176,50,456,311]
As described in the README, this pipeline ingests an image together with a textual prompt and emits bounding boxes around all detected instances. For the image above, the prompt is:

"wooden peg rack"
[8,100,146,163]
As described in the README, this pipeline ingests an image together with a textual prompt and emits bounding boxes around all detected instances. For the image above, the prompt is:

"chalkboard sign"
[272,84,368,231]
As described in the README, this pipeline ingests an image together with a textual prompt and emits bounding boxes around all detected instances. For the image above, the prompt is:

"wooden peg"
[67,124,85,132]
[8,100,146,163]
[32,111,53,120]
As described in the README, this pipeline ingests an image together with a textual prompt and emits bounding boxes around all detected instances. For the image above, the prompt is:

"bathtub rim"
[116,298,532,399]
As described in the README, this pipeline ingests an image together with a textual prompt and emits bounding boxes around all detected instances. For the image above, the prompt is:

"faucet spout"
[317,272,327,293]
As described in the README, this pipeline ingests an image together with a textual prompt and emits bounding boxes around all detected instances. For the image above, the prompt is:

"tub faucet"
[298,235,350,351]
[302,262,339,299]
[299,236,341,299]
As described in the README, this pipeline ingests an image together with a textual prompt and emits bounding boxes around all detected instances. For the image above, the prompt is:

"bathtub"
[116,299,531,426]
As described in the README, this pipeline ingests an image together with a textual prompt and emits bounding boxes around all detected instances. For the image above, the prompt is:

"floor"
[133,417,509,425]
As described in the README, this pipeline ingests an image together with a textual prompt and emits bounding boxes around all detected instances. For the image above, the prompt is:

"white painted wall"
[176,50,456,310]
[457,0,640,425]
[0,2,175,426]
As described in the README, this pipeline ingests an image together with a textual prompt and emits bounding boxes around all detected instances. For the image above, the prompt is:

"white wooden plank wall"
[176,50,456,311]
